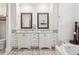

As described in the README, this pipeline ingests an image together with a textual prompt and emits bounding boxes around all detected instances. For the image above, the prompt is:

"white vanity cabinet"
[39,31,53,49]
[17,32,39,49]
[16,31,58,49]
[17,33,23,49]
[17,32,33,49]
[31,33,39,48]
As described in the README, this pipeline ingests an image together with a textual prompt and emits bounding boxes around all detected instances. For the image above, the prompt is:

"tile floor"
[7,48,55,55]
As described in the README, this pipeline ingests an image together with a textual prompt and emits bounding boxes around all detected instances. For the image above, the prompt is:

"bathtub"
[55,43,79,55]
[0,39,6,49]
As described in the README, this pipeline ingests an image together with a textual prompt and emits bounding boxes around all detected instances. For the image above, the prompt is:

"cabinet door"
[39,33,52,49]
[31,33,39,47]
[17,33,24,49]
[17,33,33,49]
[23,33,33,49]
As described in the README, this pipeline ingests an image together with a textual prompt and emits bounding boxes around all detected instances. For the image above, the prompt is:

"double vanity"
[12,30,58,49]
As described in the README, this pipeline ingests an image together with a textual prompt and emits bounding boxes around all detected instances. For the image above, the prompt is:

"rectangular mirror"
[37,13,49,29]
[21,13,32,29]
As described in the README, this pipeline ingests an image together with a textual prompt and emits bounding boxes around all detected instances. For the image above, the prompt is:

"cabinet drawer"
[39,33,53,39]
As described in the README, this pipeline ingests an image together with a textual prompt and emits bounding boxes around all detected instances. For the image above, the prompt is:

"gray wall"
[58,3,75,43]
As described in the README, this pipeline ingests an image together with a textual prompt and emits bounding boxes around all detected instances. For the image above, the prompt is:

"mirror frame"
[37,13,49,29]
[21,13,32,29]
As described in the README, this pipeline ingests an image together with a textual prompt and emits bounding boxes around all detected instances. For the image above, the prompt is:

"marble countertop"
[12,29,58,34]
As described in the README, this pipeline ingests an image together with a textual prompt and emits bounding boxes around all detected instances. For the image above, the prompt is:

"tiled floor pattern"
[8,48,55,55]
